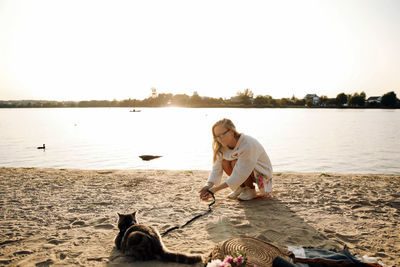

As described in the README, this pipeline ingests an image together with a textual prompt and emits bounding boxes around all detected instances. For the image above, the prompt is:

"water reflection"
[0,107,399,174]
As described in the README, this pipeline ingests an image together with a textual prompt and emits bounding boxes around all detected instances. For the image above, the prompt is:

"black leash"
[161,189,215,237]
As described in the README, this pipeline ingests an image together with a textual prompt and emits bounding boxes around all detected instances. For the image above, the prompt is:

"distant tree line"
[1,90,399,108]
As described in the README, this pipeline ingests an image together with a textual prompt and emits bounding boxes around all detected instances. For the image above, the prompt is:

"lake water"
[0,108,399,174]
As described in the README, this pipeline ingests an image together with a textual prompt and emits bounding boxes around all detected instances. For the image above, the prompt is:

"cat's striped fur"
[115,211,202,264]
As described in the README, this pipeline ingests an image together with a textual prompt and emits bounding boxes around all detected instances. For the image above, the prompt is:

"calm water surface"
[0,108,399,174]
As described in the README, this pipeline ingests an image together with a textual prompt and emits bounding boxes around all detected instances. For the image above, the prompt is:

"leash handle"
[206,189,216,209]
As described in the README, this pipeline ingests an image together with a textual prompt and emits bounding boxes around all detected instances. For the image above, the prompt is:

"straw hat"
[206,236,294,267]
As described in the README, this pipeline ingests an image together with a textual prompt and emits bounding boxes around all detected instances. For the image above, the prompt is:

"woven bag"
[206,236,294,267]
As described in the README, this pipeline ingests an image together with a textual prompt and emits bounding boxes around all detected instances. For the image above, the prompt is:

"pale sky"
[0,0,399,101]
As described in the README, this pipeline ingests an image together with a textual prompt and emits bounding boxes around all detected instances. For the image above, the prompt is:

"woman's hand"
[199,182,229,200]
[199,182,213,200]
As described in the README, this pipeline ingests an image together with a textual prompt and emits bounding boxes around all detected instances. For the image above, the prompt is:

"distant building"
[367,96,382,104]
[230,96,240,103]
[151,87,158,98]
[304,94,320,105]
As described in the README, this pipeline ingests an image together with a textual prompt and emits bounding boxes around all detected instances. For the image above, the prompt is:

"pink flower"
[235,255,244,264]
[223,256,234,264]
[258,176,264,189]
[207,251,247,267]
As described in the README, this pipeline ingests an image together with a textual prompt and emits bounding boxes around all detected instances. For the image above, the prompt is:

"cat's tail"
[160,250,203,264]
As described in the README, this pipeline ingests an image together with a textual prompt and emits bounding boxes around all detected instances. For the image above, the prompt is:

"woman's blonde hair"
[212,118,240,163]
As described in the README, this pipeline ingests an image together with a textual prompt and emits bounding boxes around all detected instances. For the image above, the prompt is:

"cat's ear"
[117,212,122,217]
[132,211,137,217]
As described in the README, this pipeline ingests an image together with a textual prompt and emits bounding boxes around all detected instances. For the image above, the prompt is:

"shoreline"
[0,167,399,266]
[1,106,400,110]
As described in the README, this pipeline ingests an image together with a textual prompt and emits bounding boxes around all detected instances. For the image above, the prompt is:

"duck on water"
[37,144,45,150]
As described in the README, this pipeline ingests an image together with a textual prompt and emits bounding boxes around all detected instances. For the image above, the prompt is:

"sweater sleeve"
[208,155,223,185]
[225,142,259,190]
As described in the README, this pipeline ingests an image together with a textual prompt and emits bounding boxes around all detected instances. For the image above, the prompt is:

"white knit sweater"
[207,134,273,190]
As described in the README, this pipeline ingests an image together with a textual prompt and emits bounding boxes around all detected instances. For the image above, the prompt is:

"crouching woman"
[199,118,273,201]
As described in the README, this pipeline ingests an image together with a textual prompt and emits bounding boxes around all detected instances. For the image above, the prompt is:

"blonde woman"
[199,118,273,201]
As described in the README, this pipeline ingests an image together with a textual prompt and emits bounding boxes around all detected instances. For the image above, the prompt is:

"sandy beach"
[0,167,399,266]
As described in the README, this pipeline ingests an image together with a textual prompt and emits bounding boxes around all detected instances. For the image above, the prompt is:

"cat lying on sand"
[115,211,203,264]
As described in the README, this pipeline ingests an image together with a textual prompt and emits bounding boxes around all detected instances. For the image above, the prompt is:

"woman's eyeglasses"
[214,129,230,140]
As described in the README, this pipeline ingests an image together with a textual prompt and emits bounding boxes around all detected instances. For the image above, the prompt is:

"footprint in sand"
[87,217,112,228]
[87,257,104,262]
[57,224,71,230]
[47,239,66,245]
[261,229,282,242]
[43,244,56,249]
[0,259,12,265]
[175,209,185,213]
[71,220,86,227]
[13,250,33,256]
[58,252,67,260]
[94,224,115,229]
[95,217,109,224]
[35,258,54,267]
[230,219,251,229]
[335,233,357,244]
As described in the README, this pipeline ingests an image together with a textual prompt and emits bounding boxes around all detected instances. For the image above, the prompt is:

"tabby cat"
[115,211,202,264]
